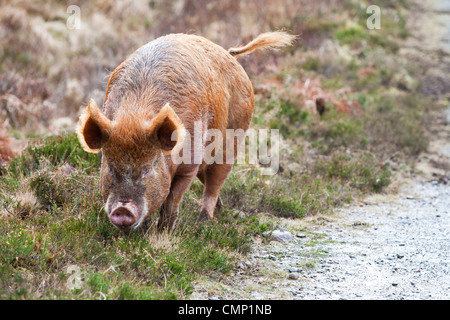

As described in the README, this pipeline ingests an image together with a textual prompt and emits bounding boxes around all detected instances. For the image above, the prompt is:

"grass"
[7,134,101,178]
[220,147,390,220]
[0,126,392,299]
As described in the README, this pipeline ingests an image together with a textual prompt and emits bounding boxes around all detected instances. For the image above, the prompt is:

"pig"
[77,31,295,232]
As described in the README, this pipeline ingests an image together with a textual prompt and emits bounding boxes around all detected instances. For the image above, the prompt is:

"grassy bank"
[1,134,272,299]
[0,0,443,299]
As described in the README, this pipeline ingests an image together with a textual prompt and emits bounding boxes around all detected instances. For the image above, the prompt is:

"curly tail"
[228,31,297,57]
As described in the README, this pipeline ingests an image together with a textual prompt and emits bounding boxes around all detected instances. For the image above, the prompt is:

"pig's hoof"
[197,210,213,223]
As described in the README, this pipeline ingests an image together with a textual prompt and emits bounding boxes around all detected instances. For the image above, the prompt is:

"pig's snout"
[110,203,138,230]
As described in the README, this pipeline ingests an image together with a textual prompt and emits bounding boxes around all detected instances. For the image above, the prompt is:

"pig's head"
[77,99,185,231]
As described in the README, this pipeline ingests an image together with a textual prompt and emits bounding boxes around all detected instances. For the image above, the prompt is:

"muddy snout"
[109,202,139,231]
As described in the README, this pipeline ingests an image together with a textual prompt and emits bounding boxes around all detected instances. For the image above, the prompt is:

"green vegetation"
[0,134,272,299]
[8,134,101,178]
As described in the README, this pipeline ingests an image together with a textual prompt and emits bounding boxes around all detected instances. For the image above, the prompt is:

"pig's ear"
[77,99,113,153]
[145,103,186,156]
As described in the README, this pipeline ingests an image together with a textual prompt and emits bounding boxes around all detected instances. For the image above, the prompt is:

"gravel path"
[191,175,449,300]
[289,104,449,300]
[282,182,449,299]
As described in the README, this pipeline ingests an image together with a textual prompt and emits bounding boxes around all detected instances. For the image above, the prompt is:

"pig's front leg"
[197,163,233,222]
[157,169,198,231]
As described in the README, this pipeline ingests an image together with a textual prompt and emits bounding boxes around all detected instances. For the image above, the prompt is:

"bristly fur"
[77,31,296,230]
[228,31,297,57]
[78,100,186,165]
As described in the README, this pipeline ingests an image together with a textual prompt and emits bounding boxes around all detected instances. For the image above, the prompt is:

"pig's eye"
[141,166,152,178]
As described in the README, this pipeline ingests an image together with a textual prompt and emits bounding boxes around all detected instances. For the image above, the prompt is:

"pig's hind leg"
[157,167,199,231]
[197,168,223,211]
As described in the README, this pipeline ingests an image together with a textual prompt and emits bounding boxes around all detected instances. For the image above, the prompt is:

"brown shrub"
[0,73,53,129]
[0,122,14,163]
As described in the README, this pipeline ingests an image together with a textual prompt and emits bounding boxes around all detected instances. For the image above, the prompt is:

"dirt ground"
[190,1,450,300]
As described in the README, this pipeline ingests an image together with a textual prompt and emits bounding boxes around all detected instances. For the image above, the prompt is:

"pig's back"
[104,33,254,133]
